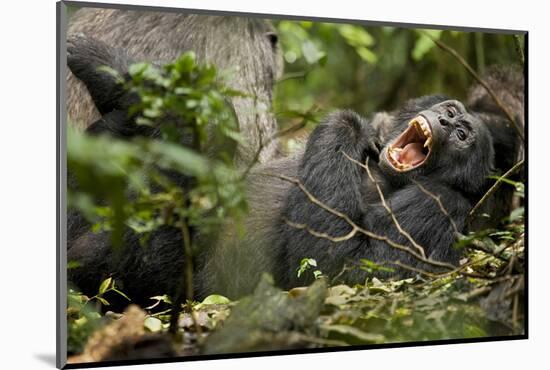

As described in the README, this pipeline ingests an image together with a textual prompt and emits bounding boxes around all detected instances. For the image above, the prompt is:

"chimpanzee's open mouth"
[386,115,433,172]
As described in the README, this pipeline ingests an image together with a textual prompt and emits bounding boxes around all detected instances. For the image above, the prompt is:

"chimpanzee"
[196,97,496,297]
[197,69,524,298]
[273,98,495,288]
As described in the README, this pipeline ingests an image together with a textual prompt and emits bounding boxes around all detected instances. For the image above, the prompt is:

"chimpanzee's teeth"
[409,116,432,147]
[388,147,411,170]
[390,117,433,170]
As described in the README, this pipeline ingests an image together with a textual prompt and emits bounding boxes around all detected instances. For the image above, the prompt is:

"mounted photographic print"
[56,1,527,368]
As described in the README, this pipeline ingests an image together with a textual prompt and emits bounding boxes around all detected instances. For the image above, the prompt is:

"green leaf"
[150,295,172,304]
[149,141,210,177]
[173,51,196,73]
[320,324,385,344]
[112,288,131,302]
[301,40,326,64]
[194,294,232,309]
[144,317,163,332]
[67,261,81,269]
[96,297,110,306]
[98,277,112,295]
[412,30,442,61]
[464,325,487,338]
[96,65,124,84]
[201,294,231,305]
[509,207,524,222]
[356,46,378,64]
[128,62,150,77]
[338,25,374,47]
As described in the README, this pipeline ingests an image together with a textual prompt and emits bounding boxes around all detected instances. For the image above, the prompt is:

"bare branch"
[394,255,487,280]
[391,260,444,278]
[283,218,358,243]
[342,152,427,258]
[469,159,524,219]
[330,263,355,285]
[424,32,525,142]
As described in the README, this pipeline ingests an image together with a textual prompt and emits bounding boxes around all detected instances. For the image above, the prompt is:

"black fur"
[67,36,194,307]
[467,66,524,229]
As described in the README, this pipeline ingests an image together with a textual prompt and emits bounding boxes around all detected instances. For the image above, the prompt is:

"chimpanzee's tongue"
[398,142,425,166]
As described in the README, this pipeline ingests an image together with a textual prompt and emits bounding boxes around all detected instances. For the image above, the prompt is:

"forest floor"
[67,229,525,364]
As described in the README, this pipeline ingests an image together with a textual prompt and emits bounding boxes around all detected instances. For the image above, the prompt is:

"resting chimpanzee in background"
[66,33,522,304]
[467,66,524,229]
[67,8,283,165]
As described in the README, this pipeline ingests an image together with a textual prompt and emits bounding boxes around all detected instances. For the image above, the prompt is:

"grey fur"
[195,154,300,299]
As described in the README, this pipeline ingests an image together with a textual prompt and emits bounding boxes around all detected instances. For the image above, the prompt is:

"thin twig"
[331,263,354,285]
[342,152,427,258]
[392,261,443,278]
[278,70,310,83]
[284,218,358,242]
[469,159,525,219]
[169,217,201,336]
[424,32,525,141]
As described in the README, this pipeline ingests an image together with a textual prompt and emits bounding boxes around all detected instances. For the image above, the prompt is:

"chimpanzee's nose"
[439,116,450,126]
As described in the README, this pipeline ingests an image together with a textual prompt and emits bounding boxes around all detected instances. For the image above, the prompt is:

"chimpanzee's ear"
[67,34,137,115]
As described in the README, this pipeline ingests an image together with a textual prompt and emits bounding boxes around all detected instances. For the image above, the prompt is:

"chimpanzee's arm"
[278,111,381,287]
[293,110,380,218]
[67,34,138,114]
[362,181,469,272]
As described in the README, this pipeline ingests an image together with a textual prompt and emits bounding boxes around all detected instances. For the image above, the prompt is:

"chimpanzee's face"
[380,99,494,194]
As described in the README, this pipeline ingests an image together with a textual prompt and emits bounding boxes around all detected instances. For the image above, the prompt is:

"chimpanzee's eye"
[447,107,456,118]
[456,128,467,141]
